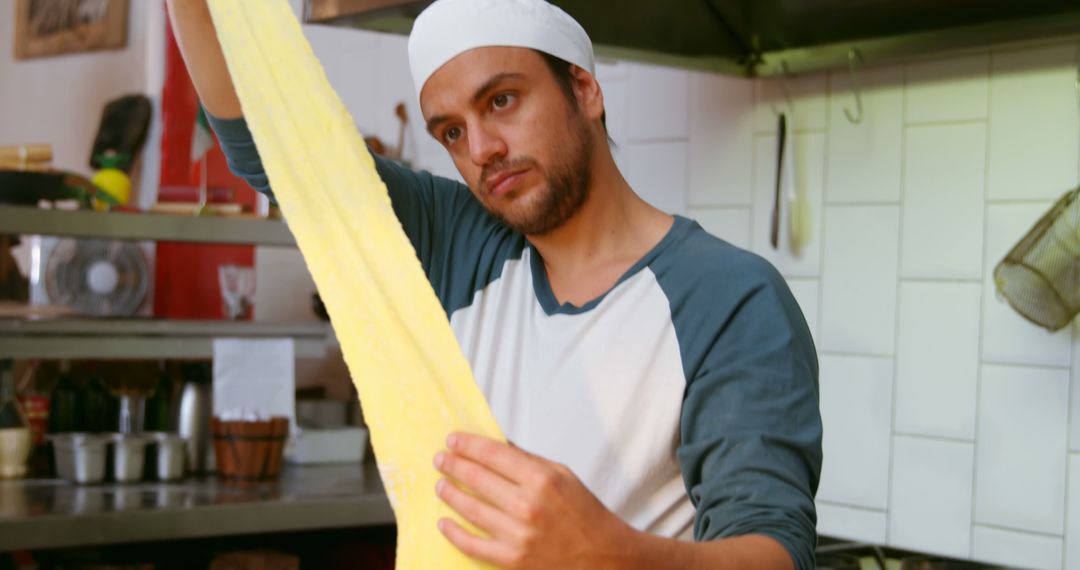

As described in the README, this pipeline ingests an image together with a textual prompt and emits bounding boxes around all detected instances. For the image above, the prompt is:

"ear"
[569,65,604,122]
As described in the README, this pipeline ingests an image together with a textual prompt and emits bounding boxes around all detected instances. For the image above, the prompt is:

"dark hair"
[538,51,611,141]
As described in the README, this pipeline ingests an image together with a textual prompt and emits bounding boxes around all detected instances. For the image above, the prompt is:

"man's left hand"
[434,432,635,569]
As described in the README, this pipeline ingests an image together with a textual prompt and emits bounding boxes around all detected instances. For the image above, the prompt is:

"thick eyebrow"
[424,72,526,136]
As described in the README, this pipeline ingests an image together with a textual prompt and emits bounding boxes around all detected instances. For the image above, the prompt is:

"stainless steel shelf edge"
[0,463,394,551]
[0,205,295,247]
[0,318,329,337]
[0,335,328,359]
[0,319,332,358]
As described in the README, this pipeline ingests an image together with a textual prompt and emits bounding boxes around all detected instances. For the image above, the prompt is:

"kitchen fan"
[44,239,149,317]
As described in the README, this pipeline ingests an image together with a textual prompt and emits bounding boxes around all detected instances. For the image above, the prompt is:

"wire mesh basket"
[994,187,1080,331]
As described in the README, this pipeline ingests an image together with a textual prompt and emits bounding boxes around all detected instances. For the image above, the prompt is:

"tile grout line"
[681,72,694,215]
[883,60,909,548]
[897,277,984,284]
[817,350,895,361]
[747,78,760,253]
[971,522,1066,541]
[817,499,888,514]
[903,117,989,128]
[1068,35,1080,570]
[969,48,994,559]
[816,70,832,349]
[979,360,1071,373]
[892,431,976,445]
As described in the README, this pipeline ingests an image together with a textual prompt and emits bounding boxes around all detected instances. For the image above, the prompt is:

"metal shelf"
[0,318,331,359]
[0,205,295,246]
[0,462,393,551]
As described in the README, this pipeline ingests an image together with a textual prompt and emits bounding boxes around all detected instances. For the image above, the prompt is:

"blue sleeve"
[657,231,821,570]
[204,113,525,316]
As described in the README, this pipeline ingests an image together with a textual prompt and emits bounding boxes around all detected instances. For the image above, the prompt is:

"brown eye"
[444,126,463,145]
[492,93,515,110]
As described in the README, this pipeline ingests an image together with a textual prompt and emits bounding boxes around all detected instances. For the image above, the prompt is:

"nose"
[467,119,507,167]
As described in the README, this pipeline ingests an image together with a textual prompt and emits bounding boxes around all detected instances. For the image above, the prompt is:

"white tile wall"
[687,207,751,250]
[888,436,974,558]
[817,355,894,509]
[688,72,755,206]
[820,206,900,355]
[988,43,1080,201]
[598,76,630,149]
[975,365,1069,535]
[905,55,989,124]
[786,279,820,343]
[895,282,981,440]
[900,124,986,280]
[755,73,828,133]
[817,502,888,544]
[253,247,318,323]
[826,65,905,204]
[595,58,631,81]
[618,141,688,215]
[750,134,826,278]
[326,42,381,134]
[971,526,1064,570]
[626,63,690,141]
[1069,454,1080,570]
[376,34,430,167]
[982,203,1073,367]
[1074,326,1080,453]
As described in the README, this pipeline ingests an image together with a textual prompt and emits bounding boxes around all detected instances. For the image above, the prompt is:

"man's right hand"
[165,0,243,118]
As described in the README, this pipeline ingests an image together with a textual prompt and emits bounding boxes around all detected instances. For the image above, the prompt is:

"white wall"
[679,43,1076,569]
[0,0,164,207]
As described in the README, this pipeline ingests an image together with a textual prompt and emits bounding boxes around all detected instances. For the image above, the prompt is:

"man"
[167,0,822,568]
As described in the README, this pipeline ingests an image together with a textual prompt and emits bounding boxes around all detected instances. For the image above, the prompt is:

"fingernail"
[446,433,458,448]
[434,452,445,469]
[437,519,446,532]
[436,479,445,494]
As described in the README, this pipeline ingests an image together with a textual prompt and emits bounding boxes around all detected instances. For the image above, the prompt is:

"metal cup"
[49,433,107,484]
[107,433,151,483]
[148,432,187,481]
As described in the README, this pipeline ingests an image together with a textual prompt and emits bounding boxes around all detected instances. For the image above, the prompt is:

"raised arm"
[165,0,242,118]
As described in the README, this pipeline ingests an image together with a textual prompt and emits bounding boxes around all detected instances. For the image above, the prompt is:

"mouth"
[485,168,530,198]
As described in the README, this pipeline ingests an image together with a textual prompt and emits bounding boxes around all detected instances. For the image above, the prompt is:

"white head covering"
[407,0,595,101]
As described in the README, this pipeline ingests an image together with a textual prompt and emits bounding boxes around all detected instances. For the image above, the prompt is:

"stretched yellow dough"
[206,1,505,567]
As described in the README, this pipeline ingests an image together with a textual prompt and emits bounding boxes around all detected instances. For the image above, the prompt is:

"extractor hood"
[304,0,1080,77]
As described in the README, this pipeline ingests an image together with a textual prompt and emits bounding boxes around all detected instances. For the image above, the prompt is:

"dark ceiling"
[306,0,1080,76]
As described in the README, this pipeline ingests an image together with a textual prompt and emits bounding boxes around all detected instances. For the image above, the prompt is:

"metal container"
[148,432,186,481]
[49,433,108,484]
[108,433,151,483]
[118,394,147,434]
[177,376,212,473]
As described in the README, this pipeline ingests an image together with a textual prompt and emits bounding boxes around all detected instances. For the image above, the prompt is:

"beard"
[476,112,594,236]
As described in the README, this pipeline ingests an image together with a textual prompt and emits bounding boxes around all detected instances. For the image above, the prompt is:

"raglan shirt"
[207,114,823,570]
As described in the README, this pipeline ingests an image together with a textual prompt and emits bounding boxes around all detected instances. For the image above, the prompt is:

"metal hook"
[770,61,794,116]
[844,48,864,125]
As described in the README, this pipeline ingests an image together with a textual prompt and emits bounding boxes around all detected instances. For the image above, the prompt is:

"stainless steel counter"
[0,462,394,551]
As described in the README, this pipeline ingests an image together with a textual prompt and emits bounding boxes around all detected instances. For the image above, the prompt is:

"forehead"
[418,46,550,116]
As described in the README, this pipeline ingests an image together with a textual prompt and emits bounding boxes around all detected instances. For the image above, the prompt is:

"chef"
[167,0,822,567]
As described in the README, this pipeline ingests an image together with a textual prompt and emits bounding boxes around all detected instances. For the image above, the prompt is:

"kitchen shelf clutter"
[1,204,329,359]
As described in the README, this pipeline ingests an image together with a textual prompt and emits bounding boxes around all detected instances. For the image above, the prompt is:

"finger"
[436,451,529,518]
[439,517,518,568]
[437,478,525,542]
[448,432,541,483]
